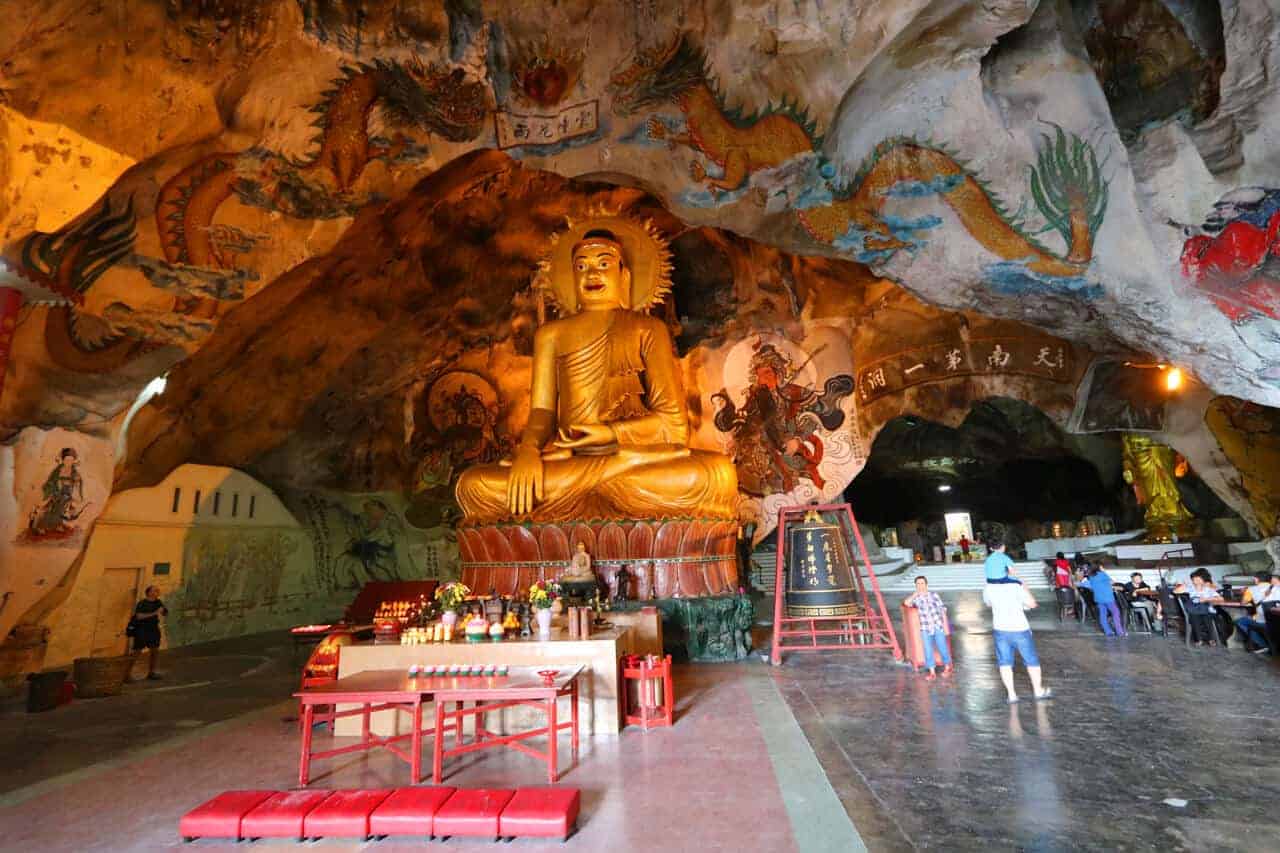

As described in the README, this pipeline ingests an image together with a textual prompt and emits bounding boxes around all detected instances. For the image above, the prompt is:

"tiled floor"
[3,593,1279,851]
[0,645,820,852]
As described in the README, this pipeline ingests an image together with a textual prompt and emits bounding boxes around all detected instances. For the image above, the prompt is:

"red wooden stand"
[769,503,902,665]
[622,654,673,729]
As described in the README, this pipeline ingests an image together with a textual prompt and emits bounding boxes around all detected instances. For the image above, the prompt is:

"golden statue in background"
[1121,434,1197,542]
[455,212,738,523]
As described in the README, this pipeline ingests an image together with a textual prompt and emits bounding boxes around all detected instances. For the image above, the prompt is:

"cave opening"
[845,397,1126,554]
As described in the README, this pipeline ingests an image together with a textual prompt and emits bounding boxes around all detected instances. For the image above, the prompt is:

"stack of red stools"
[180,786,580,843]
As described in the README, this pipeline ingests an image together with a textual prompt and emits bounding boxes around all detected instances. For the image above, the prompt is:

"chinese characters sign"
[856,337,1073,404]
[494,100,598,149]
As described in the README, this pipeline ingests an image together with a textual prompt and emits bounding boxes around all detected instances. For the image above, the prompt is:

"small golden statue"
[1121,433,1197,542]
[564,542,595,581]
[456,212,738,523]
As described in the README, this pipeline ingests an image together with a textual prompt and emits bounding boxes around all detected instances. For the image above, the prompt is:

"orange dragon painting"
[609,32,1108,284]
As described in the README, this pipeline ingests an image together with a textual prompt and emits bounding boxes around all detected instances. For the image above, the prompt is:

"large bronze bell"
[785,509,860,618]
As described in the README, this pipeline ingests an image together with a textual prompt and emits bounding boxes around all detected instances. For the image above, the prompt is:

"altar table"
[336,622,653,736]
[294,669,432,785]
[431,666,582,784]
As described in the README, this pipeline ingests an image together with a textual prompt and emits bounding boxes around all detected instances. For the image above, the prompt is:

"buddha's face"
[572,239,630,311]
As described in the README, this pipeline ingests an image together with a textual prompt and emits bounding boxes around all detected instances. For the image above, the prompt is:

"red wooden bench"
[501,787,581,840]
[369,786,456,837]
[302,789,392,839]
[433,788,514,840]
[182,785,581,843]
[240,790,334,841]
[178,790,274,841]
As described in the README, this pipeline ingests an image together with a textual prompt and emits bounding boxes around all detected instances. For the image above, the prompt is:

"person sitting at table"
[1234,572,1280,653]
[1086,565,1126,637]
[1175,569,1225,646]
[1123,572,1159,625]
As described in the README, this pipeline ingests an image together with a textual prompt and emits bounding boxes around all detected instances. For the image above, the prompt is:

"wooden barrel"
[72,655,134,698]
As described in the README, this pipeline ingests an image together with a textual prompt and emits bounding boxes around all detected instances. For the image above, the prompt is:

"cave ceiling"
[1,0,1278,527]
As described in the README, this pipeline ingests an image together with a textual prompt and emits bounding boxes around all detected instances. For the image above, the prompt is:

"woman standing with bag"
[129,586,167,681]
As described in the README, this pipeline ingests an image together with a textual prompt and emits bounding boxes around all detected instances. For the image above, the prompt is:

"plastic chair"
[1262,603,1280,656]
[1175,594,1225,649]
[1076,586,1098,626]
[1054,587,1075,622]
[1157,585,1183,640]
[1121,591,1155,634]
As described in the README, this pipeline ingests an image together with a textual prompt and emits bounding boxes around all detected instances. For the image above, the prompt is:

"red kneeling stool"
[241,790,334,840]
[369,787,456,838]
[432,788,515,840]
[179,790,275,841]
[499,787,581,841]
[302,789,392,839]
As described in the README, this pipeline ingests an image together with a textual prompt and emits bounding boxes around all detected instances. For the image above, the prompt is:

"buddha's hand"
[553,423,616,450]
[507,445,544,516]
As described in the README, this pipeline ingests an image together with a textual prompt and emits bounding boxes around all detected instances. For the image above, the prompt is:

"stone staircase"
[878,561,1052,593]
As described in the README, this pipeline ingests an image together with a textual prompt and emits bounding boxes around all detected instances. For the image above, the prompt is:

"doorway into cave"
[845,398,1127,558]
[845,397,1243,560]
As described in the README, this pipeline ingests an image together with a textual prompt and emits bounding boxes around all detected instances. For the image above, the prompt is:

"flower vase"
[536,608,552,637]
[441,610,458,629]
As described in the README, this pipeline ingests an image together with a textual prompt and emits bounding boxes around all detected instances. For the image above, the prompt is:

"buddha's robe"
[456,310,737,523]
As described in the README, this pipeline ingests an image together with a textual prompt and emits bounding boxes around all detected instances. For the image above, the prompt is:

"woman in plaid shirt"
[906,576,953,680]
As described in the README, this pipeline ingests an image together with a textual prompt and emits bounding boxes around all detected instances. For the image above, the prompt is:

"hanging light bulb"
[1164,367,1184,392]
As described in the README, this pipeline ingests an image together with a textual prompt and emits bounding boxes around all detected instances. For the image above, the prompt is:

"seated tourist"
[1123,572,1159,623]
[1181,568,1225,646]
[1087,565,1126,637]
[1234,573,1280,653]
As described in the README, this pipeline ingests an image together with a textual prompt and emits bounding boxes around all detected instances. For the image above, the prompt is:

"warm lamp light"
[1164,367,1183,392]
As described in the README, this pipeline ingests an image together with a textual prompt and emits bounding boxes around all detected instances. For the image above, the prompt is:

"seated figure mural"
[455,213,738,525]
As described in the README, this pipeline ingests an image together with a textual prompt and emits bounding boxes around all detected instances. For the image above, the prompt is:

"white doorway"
[91,567,142,657]
[944,512,973,543]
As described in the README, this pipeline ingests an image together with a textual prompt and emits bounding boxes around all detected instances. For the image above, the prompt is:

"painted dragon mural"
[609,33,821,193]
[156,57,488,317]
[15,195,155,371]
[609,32,1109,283]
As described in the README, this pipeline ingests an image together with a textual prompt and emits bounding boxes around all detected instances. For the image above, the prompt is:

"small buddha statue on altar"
[565,542,593,581]
[454,213,738,523]
[560,541,599,606]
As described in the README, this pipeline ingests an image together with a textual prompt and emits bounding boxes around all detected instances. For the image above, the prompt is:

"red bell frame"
[769,503,902,665]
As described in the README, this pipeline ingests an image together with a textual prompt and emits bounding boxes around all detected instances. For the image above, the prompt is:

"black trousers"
[1188,613,1216,643]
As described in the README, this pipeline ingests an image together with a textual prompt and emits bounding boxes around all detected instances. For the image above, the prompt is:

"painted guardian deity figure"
[455,213,738,523]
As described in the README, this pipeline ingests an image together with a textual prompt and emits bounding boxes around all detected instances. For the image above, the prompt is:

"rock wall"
[1,1,1278,665]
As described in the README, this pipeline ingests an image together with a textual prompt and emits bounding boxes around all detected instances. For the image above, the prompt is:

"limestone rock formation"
[3,0,1280,672]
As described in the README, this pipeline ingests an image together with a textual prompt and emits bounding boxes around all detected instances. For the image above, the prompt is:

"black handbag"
[125,617,138,638]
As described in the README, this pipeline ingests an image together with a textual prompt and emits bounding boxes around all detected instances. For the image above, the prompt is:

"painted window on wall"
[194,490,202,514]
[212,492,221,515]
[232,493,239,517]
[171,487,181,513]
[153,562,171,575]
[249,495,256,519]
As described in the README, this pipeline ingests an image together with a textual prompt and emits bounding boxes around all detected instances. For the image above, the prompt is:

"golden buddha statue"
[455,213,738,524]
[1121,433,1196,542]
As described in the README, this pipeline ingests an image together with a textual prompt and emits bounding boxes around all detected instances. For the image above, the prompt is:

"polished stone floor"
[1,592,1277,851]
[773,590,1280,852]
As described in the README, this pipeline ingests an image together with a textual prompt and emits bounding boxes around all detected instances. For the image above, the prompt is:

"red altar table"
[294,670,432,785]
[431,666,582,784]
